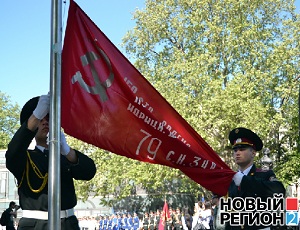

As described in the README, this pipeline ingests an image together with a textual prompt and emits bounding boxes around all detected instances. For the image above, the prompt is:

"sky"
[1,1,300,108]
[0,0,145,108]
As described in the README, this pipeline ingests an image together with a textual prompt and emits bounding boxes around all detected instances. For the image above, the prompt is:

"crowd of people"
[93,200,220,230]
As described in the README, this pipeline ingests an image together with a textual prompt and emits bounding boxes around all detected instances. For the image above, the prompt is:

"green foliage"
[69,135,202,205]
[64,0,300,205]
[54,0,300,206]
[0,92,20,149]
[274,150,300,187]
[123,0,300,172]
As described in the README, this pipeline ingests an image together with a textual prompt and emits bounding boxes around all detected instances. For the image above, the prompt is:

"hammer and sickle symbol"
[71,46,114,102]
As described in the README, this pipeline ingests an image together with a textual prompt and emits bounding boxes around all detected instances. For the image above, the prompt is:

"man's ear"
[252,149,257,158]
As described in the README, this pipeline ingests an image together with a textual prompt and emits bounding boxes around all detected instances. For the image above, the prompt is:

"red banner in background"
[158,201,170,230]
[61,0,235,195]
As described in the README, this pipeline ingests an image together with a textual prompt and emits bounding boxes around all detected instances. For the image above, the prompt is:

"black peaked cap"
[20,96,39,125]
[229,127,263,151]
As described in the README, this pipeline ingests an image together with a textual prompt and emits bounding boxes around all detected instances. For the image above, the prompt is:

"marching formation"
[99,212,140,230]
[97,202,217,230]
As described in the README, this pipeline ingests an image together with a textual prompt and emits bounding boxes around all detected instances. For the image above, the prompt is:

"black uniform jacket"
[5,122,97,211]
[225,164,285,230]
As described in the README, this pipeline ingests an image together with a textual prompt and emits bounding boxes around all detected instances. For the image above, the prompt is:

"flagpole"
[49,0,62,229]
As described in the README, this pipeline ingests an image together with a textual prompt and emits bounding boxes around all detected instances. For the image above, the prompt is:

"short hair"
[9,201,16,208]
[204,201,211,209]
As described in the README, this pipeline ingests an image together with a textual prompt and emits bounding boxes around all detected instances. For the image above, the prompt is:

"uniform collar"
[239,164,253,175]
[36,145,47,153]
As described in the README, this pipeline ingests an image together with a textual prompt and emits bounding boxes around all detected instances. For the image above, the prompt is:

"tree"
[123,0,300,171]
[69,136,201,208]
[274,150,300,187]
[68,0,300,205]
[0,92,20,149]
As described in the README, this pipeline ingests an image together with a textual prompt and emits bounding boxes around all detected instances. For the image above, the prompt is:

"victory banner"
[158,201,170,230]
[61,0,235,195]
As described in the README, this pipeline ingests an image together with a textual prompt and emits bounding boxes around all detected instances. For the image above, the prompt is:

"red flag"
[158,201,170,230]
[61,0,235,195]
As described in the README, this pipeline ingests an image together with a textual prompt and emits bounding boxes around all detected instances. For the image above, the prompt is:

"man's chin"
[235,160,244,165]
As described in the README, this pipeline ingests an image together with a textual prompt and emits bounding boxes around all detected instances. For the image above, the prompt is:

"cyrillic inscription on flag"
[61,0,235,195]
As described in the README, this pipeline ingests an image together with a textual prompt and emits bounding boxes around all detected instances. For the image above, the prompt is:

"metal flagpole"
[49,0,62,229]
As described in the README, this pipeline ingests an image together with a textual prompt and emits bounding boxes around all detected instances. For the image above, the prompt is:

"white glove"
[233,172,244,186]
[33,93,50,120]
[60,131,70,156]
[46,132,49,145]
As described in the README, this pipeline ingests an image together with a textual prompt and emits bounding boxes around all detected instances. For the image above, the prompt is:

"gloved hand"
[33,93,50,120]
[46,132,49,145]
[60,131,70,156]
[233,171,244,186]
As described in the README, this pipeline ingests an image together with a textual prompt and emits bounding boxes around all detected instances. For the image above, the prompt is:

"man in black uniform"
[166,208,174,230]
[225,127,285,230]
[5,94,97,230]
[173,208,182,230]
[3,201,20,230]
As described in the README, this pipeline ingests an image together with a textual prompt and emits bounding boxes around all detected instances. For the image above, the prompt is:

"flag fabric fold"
[61,0,235,195]
[158,201,170,230]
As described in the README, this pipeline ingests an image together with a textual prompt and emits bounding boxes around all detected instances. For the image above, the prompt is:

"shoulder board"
[269,176,280,182]
[255,168,269,172]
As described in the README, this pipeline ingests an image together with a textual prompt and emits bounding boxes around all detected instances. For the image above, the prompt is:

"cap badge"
[236,138,242,144]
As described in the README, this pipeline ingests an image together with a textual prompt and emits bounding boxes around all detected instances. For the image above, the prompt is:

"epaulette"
[269,176,280,182]
[255,168,269,172]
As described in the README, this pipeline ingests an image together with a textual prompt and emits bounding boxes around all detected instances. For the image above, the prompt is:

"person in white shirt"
[199,202,212,229]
